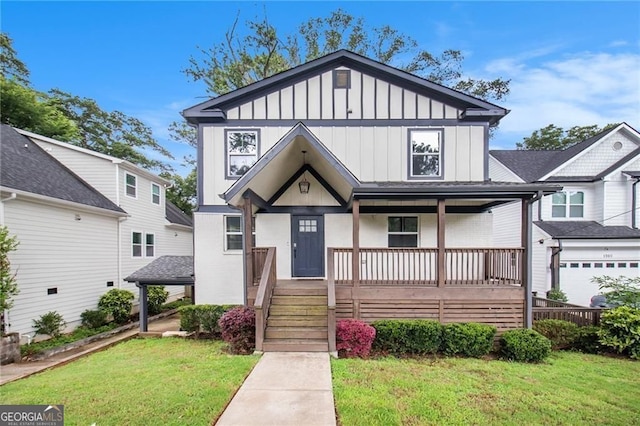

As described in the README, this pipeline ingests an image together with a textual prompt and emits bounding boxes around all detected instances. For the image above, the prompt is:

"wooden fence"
[532,297,603,326]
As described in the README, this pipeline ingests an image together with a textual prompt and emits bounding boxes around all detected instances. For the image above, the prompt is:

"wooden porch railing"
[327,248,337,354]
[254,247,277,352]
[251,247,269,285]
[532,296,603,326]
[331,247,523,286]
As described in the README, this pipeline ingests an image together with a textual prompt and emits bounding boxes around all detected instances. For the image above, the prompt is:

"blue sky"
[3,1,639,175]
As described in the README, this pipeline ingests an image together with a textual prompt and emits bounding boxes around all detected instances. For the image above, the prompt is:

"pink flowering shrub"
[218,306,256,354]
[336,319,376,358]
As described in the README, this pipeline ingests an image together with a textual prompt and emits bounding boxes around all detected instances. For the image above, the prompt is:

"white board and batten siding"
[4,199,119,335]
[225,67,462,122]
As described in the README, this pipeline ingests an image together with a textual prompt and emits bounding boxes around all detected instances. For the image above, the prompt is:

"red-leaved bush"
[218,306,256,354]
[336,319,376,358]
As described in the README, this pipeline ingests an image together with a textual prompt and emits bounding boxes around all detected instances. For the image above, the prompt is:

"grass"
[1,338,258,426]
[21,324,119,357]
[332,351,640,425]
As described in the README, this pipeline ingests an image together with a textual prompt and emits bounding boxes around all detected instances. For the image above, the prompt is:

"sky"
[2,1,639,175]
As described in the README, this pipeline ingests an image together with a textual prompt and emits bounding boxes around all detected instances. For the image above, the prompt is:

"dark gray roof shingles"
[124,255,194,283]
[535,221,640,239]
[0,125,125,213]
[165,201,193,227]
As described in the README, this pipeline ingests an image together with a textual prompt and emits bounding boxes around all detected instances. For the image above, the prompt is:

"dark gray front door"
[292,215,324,277]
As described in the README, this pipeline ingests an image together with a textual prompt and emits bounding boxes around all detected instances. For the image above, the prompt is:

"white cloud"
[486,51,640,146]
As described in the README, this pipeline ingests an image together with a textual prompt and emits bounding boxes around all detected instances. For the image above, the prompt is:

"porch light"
[299,150,310,194]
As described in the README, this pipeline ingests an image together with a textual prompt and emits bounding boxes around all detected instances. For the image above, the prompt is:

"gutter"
[525,191,544,328]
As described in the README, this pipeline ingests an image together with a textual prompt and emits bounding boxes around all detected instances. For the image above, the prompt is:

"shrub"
[592,276,640,308]
[372,319,442,355]
[219,306,256,354]
[98,289,135,324]
[178,304,237,336]
[441,323,496,357]
[573,326,602,354]
[32,311,66,338]
[336,319,376,358]
[499,329,552,363]
[533,319,579,350]
[598,306,640,359]
[147,286,169,315]
[0,225,19,335]
[546,288,568,302]
[80,309,108,329]
[162,298,192,311]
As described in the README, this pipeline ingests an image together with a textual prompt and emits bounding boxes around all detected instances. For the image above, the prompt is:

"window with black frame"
[388,216,418,247]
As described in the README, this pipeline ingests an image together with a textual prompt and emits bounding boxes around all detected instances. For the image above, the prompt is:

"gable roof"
[490,124,637,182]
[535,221,640,239]
[0,125,126,214]
[183,50,508,125]
[165,201,193,227]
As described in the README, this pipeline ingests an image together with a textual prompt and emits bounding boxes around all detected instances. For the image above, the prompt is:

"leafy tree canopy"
[516,123,619,151]
[184,8,510,102]
[161,169,197,216]
[0,33,29,84]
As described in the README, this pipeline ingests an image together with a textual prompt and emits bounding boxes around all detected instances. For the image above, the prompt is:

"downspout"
[115,163,122,288]
[632,178,639,229]
[526,191,544,328]
[550,239,563,291]
[0,193,17,225]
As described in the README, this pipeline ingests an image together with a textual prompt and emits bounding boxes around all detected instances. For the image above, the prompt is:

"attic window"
[333,70,351,89]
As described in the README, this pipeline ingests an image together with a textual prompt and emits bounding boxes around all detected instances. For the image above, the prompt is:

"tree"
[49,89,175,173]
[162,169,197,216]
[0,33,29,84]
[0,226,19,335]
[1,77,79,140]
[184,9,510,101]
[516,123,619,150]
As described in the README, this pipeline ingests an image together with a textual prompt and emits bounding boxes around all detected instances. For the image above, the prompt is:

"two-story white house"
[490,123,640,306]
[0,124,193,336]
[183,50,559,352]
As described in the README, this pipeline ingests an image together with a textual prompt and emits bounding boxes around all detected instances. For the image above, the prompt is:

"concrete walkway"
[0,315,180,385]
[216,352,336,426]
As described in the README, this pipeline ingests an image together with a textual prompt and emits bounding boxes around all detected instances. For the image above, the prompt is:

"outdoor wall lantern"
[298,150,310,194]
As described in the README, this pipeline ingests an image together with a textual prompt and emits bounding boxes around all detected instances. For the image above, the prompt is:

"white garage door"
[560,260,640,306]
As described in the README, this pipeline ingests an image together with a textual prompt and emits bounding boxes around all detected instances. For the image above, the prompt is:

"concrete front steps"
[263,280,329,352]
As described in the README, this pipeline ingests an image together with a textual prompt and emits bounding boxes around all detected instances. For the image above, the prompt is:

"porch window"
[552,191,584,218]
[224,216,255,251]
[132,232,142,257]
[145,233,155,257]
[125,173,137,198]
[151,183,160,205]
[225,130,259,178]
[409,129,442,178]
[388,216,418,247]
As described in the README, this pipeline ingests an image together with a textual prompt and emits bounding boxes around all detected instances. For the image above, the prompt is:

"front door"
[292,215,324,277]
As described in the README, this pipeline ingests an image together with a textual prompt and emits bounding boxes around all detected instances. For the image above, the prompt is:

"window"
[125,173,137,198]
[630,263,639,268]
[582,263,591,268]
[299,219,317,233]
[594,263,603,268]
[151,183,160,205]
[333,70,351,89]
[409,129,442,178]
[132,232,142,257]
[224,216,256,251]
[552,191,584,218]
[145,233,155,257]
[559,263,567,268]
[570,263,579,268]
[226,130,259,178]
[606,263,615,268]
[618,263,627,268]
[388,216,418,247]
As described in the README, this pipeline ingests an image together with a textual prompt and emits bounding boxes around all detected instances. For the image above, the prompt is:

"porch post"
[243,196,253,302]
[437,199,446,287]
[352,198,360,319]
[521,198,532,328]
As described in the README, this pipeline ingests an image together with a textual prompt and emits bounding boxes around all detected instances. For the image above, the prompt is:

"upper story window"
[224,216,255,251]
[388,216,418,247]
[132,232,142,257]
[125,173,137,198]
[226,130,259,179]
[151,183,160,205]
[333,70,351,89]
[408,129,442,179]
[552,191,584,218]
[145,233,155,257]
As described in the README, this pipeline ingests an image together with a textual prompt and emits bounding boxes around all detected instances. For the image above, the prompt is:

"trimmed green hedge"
[372,319,443,355]
[441,323,496,357]
[178,304,237,336]
[500,329,552,363]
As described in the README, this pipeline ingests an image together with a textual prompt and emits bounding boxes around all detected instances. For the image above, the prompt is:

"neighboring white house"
[183,49,558,336]
[0,125,193,336]
[490,123,640,306]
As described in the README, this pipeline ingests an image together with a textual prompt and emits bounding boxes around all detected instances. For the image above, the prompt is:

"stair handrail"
[254,247,277,352]
[327,248,337,353]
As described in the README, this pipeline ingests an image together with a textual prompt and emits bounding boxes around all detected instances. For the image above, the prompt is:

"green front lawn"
[332,352,640,425]
[0,338,258,426]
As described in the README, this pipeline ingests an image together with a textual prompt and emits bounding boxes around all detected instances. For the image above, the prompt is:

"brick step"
[268,316,327,327]
[269,305,328,316]
[271,295,327,306]
[262,338,329,352]
[265,326,328,339]
[273,287,326,296]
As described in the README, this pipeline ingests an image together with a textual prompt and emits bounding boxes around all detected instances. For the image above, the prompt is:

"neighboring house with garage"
[183,50,559,352]
[490,123,640,306]
[0,125,193,337]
